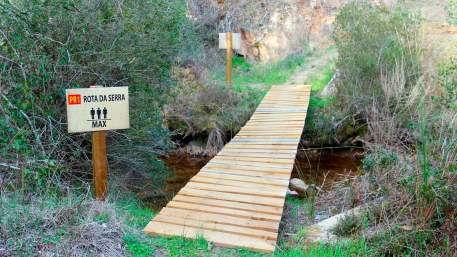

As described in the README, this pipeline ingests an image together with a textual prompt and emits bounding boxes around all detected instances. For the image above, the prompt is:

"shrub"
[447,0,457,26]
[0,0,192,192]
[164,65,259,154]
[332,214,363,237]
[332,2,457,255]
[437,58,457,110]
[333,1,422,114]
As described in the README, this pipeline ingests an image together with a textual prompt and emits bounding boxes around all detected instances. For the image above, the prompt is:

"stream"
[162,147,363,196]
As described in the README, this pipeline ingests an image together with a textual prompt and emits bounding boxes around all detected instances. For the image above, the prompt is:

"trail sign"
[219,33,241,50]
[66,87,129,133]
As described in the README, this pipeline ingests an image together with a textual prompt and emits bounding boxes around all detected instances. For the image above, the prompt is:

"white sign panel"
[66,87,129,133]
[219,33,241,50]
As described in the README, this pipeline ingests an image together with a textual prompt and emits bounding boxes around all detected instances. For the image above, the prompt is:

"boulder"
[287,188,299,197]
[289,178,316,198]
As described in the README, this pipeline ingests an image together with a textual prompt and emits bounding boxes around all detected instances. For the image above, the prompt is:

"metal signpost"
[66,86,129,200]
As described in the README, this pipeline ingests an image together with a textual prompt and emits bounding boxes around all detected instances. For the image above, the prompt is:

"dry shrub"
[164,65,257,155]
[0,193,127,257]
[331,1,457,255]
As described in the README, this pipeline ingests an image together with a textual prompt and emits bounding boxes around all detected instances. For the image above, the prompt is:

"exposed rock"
[184,139,207,155]
[289,178,316,198]
[318,69,340,98]
[303,205,364,243]
[287,188,299,197]
[302,198,386,243]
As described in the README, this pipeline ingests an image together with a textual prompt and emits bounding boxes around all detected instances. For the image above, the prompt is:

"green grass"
[215,48,312,89]
[303,60,336,133]
[308,65,335,92]
[117,195,371,257]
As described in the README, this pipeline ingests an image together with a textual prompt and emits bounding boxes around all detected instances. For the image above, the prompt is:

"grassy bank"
[1,191,370,257]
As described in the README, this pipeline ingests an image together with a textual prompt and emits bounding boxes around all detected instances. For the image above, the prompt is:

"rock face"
[188,0,348,62]
[237,0,341,62]
[189,0,397,62]
[289,178,316,198]
[318,69,340,98]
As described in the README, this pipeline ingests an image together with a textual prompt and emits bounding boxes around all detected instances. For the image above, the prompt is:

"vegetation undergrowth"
[327,1,457,256]
[306,60,336,119]
[447,0,457,25]
[0,0,193,193]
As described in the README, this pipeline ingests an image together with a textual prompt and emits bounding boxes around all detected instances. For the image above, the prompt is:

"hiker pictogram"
[89,107,109,121]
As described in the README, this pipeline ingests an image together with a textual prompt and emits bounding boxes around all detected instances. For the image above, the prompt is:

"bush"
[333,1,422,114]
[437,58,457,110]
[0,193,126,256]
[447,0,457,25]
[0,0,192,192]
[164,65,259,154]
[332,2,457,255]
[331,215,363,237]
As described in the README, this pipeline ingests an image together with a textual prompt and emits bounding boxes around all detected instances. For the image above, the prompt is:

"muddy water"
[162,148,363,194]
[293,148,363,189]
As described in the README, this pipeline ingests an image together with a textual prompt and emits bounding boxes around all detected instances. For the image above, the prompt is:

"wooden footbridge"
[144,84,311,253]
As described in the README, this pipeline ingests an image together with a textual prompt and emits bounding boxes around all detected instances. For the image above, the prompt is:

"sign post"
[219,32,241,86]
[92,130,107,200]
[66,86,129,200]
[226,32,233,85]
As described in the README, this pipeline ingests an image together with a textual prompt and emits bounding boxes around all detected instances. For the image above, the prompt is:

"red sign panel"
[68,94,81,105]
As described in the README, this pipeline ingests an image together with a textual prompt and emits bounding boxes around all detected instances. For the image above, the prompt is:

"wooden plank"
[200,169,291,181]
[212,155,295,165]
[152,215,278,240]
[243,121,305,126]
[179,188,285,207]
[167,201,281,222]
[172,195,283,215]
[219,148,297,154]
[217,151,296,159]
[185,181,285,198]
[144,221,276,253]
[231,138,300,143]
[202,165,292,175]
[196,172,289,186]
[236,131,304,136]
[255,109,308,112]
[249,113,307,116]
[158,207,280,231]
[235,135,302,139]
[190,175,285,190]
[223,144,299,150]
[250,114,306,117]
[206,160,294,170]
[240,126,304,130]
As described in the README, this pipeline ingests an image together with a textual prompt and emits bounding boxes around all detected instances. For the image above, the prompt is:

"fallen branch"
[0,162,20,170]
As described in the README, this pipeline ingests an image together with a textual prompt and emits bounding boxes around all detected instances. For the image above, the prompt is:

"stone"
[287,188,299,197]
[289,178,316,198]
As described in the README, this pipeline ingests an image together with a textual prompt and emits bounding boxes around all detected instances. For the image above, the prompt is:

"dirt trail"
[288,48,337,85]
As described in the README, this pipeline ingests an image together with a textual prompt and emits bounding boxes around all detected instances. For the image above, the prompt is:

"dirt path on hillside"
[288,48,337,85]
[245,47,337,90]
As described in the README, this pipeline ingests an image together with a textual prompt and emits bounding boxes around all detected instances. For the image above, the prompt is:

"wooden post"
[90,85,108,200]
[92,130,108,200]
[226,32,233,85]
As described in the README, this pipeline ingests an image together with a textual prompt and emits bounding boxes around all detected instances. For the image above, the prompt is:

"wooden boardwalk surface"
[144,85,311,253]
